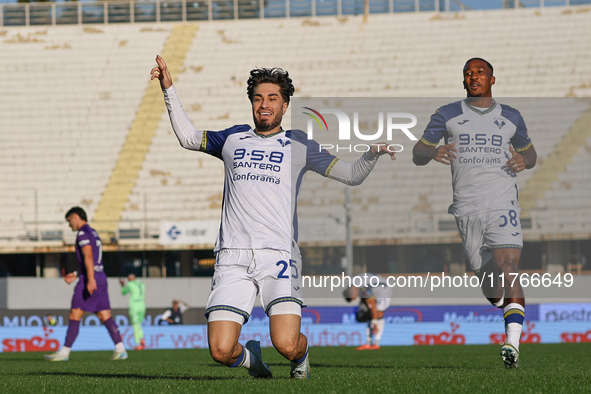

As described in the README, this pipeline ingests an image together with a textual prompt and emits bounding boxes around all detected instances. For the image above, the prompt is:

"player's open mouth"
[258,112,272,119]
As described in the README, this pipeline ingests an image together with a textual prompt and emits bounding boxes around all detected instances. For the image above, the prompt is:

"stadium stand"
[0,5,590,248]
[0,24,170,242]
[92,23,198,241]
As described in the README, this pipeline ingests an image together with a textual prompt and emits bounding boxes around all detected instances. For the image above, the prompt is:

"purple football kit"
[71,223,111,312]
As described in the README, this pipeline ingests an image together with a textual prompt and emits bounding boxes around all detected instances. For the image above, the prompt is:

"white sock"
[493,297,504,308]
[373,319,386,346]
[115,342,125,353]
[241,348,252,369]
[292,345,309,365]
[59,346,71,357]
[506,322,523,351]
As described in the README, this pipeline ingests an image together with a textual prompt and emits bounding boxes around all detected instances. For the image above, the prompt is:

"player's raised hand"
[64,272,77,285]
[429,142,457,165]
[505,145,527,173]
[151,55,173,90]
[369,143,397,160]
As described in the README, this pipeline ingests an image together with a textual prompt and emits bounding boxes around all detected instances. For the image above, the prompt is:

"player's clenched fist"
[151,55,173,90]
[429,142,457,165]
[369,143,397,160]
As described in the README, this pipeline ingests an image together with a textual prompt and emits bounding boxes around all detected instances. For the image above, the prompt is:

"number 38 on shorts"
[499,209,519,228]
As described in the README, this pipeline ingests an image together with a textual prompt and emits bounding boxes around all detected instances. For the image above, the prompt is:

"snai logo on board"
[489,321,541,344]
[2,327,60,352]
[413,322,465,345]
[560,329,591,343]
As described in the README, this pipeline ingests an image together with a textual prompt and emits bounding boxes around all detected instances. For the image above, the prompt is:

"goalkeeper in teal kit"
[119,274,146,350]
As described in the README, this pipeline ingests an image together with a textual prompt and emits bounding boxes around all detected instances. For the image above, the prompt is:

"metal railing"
[0,208,589,252]
[1,0,588,27]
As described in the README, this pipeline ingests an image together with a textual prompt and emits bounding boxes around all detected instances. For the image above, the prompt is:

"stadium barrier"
[3,277,591,312]
[2,303,590,351]
[1,0,589,27]
[3,320,591,352]
[3,303,591,327]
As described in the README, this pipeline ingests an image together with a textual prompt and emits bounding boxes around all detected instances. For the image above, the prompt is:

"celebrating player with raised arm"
[412,58,537,369]
[45,207,127,361]
[151,55,395,379]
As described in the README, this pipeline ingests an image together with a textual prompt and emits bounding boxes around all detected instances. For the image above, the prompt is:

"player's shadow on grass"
[27,372,240,381]
[0,358,47,362]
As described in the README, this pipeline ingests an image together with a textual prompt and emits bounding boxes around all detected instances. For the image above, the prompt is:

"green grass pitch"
[1,344,590,393]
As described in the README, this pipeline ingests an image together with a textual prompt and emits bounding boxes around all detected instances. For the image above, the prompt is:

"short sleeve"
[202,125,251,158]
[77,229,91,247]
[306,139,339,177]
[421,108,448,147]
[510,116,532,152]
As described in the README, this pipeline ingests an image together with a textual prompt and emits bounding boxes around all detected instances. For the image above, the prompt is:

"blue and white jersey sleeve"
[305,138,339,177]
[421,102,463,146]
[299,133,380,186]
[501,105,532,152]
[202,125,251,159]
[421,109,448,146]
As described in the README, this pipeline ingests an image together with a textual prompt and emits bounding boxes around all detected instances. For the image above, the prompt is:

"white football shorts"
[375,298,391,312]
[455,208,523,272]
[205,248,303,324]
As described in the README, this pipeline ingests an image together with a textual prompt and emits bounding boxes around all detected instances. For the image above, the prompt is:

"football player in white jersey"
[343,273,391,350]
[151,56,395,379]
[412,58,537,369]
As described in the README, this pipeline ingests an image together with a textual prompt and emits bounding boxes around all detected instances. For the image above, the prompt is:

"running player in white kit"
[412,58,537,369]
[151,56,395,379]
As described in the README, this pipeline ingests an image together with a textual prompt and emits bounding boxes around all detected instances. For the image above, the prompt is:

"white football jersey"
[355,273,391,300]
[420,100,532,218]
[201,126,338,252]
[163,85,379,253]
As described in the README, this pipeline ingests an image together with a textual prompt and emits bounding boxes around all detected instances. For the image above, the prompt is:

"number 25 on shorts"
[276,260,299,279]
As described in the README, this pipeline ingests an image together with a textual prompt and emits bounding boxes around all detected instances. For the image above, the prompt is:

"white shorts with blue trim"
[205,248,303,324]
[455,208,523,272]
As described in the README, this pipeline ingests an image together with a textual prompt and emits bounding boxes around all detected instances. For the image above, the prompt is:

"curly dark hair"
[247,67,295,104]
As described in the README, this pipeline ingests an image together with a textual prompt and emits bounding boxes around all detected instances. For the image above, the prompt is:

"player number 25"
[276,260,298,279]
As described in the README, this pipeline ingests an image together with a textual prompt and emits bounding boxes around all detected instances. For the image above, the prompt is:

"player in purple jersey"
[412,58,537,369]
[45,207,127,361]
